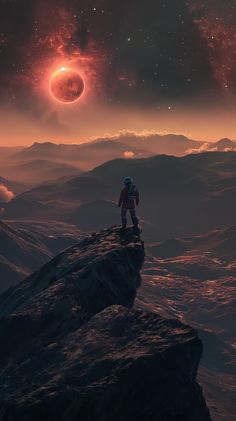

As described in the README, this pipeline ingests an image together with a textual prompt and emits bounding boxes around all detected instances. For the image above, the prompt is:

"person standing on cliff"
[118,176,140,230]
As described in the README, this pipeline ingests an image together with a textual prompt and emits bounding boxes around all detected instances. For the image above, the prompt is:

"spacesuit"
[118,177,139,229]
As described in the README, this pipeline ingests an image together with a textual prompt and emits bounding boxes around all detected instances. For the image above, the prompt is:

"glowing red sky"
[1,1,236,145]
[23,7,107,105]
[6,0,236,107]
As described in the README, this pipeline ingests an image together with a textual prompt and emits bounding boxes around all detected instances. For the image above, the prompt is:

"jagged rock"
[0,227,144,360]
[0,227,210,421]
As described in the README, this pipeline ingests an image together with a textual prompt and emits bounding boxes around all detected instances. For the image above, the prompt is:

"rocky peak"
[0,227,144,358]
[0,226,210,420]
[29,141,57,150]
[0,226,144,316]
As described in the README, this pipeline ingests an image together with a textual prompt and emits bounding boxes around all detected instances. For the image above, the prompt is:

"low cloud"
[186,143,218,154]
[88,129,191,143]
[224,146,236,152]
[186,142,236,154]
[123,151,135,158]
[0,185,14,203]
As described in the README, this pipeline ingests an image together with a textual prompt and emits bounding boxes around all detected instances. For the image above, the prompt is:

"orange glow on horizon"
[1,104,236,147]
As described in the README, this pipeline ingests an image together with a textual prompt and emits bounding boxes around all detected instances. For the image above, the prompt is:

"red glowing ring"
[49,67,85,104]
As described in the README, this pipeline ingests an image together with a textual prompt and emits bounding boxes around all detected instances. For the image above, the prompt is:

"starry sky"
[0,0,236,144]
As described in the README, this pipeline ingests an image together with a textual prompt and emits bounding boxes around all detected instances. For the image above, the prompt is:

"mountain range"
[0,176,26,195]
[7,135,236,162]
[3,151,236,240]
[0,141,235,420]
[1,134,236,183]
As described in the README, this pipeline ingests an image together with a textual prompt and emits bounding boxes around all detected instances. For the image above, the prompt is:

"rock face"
[0,227,210,421]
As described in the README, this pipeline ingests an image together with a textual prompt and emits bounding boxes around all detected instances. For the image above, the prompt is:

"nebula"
[1,2,107,106]
[0,1,236,144]
[187,0,236,91]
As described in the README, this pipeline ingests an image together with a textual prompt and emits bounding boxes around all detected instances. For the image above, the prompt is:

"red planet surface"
[49,67,85,104]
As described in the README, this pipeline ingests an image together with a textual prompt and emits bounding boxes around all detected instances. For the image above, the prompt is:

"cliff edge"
[0,226,210,420]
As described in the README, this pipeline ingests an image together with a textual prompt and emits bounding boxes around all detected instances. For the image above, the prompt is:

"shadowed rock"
[0,227,144,360]
[0,226,210,421]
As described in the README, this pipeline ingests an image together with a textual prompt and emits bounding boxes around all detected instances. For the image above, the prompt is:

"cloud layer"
[186,143,236,154]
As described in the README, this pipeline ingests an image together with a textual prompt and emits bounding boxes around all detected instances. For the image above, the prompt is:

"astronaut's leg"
[130,208,139,227]
[121,207,128,228]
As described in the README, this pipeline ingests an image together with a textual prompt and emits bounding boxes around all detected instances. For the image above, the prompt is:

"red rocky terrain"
[137,226,236,421]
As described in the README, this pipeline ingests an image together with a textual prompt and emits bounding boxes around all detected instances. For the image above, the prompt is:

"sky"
[0,0,236,145]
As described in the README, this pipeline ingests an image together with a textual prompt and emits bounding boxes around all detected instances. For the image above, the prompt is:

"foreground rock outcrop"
[0,227,210,420]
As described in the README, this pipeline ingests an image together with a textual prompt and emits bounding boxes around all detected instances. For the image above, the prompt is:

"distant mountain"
[98,133,236,155]
[0,159,82,184]
[110,133,203,155]
[13,141,59,159]
[4,151,236,240]
[0,220,82,292]
[185,138,236,154]
[7,136,236,181]
[0,146,24,158]
[9,134,212,164]
[90,151,236,239]
[212,138,236,151]
[69,200,119,230]
[0,176,26,194]
[11,140,151,171]
[2,196,54,219]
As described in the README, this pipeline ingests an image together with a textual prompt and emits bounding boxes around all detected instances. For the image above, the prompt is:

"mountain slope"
[213,138,236,151]
[137,226,236,420]
[0,159,82,184]
[11,135,198,161]
[11,140,151,170]
[0,220,82,292]
[0,176,26,194]
[111,133,203,155]
[0,227,210,421]
[4,152,236,239]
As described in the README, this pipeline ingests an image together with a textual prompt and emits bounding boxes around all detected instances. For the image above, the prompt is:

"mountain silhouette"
[4,151,236,240]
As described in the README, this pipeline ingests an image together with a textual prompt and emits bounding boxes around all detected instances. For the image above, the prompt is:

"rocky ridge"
[0,227,211,420]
